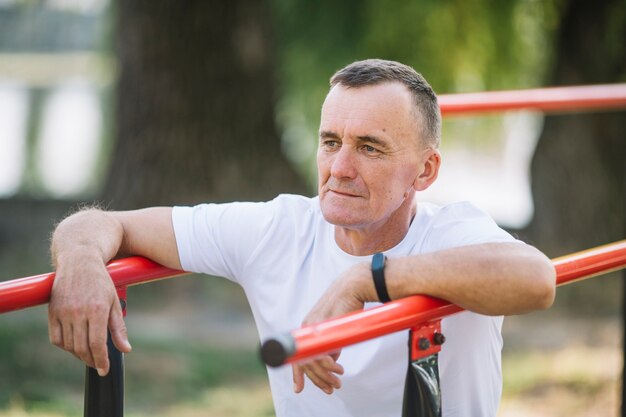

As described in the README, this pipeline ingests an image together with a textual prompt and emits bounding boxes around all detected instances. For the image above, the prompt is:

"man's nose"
[330,146,358,179]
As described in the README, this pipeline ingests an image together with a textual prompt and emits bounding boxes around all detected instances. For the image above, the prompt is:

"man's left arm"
[387,241,555,314]
[294,241,556,394]
[306,242,555,323]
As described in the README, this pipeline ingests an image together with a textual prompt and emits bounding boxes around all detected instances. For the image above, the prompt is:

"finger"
[302,364,335,394]
[307,363,342,390]
[88,319,108,375]
[317,354,344,375]
[89,309,110,376]
[303,357,344,393]
[311,356,344,388]
[330,350,342,362]
[61,321,74,353]
[109,301,131,353]
[48,317,64,348]
[292,364,305,393]
[73,318,96,369]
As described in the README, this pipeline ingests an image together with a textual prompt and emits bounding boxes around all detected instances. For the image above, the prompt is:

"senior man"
[48,59,555,417]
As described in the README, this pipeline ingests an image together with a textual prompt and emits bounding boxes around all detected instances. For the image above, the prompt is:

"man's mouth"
[328,189,360,198]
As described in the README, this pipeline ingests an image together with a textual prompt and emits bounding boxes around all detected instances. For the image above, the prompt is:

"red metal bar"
[553,240,626,286]
[0,256,187,314]
[261,239,626,367]
[2,241,626,362]
[285,298,462,366]
[439,84,626,115]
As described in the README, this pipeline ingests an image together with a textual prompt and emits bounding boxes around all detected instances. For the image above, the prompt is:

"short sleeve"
[422,202,520,253]
[171,200,278,282]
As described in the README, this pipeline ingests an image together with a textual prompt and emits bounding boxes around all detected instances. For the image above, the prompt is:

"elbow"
[529,256,557,311]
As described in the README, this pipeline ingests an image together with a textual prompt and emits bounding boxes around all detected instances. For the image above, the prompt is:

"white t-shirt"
[172,194,516,417]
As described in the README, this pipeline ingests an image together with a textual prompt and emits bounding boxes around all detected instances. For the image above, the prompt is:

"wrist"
[345,262,377,303]
[53,245,106,270]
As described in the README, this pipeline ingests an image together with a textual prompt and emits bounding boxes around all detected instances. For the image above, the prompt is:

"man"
[48,59,555,416]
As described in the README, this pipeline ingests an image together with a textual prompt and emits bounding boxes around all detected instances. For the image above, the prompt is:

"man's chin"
[320,208,363,228]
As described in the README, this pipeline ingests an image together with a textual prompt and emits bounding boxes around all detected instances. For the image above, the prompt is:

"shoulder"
[269,194,324,237]
[173,194,317,222]
[271,193,319,213]
[418,200,492,222]
[416,201,515,251]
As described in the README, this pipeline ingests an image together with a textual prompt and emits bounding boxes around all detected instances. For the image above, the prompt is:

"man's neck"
[334,200,417,256]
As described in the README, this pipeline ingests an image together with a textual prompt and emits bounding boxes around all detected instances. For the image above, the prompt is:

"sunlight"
[36,80,102,198]
[0,81,27,197]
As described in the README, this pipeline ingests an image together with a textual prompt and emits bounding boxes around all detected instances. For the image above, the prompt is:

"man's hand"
[48,253,131,376]
[293,351,343,395]
[47,207,180,375]
[292,261,374,395]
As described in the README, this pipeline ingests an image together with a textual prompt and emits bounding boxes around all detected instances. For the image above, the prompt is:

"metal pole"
[438,83,626,115]
[621,150,626,417]
[621,271,626,417]
[84,292,127,417]
[84,332,124,417]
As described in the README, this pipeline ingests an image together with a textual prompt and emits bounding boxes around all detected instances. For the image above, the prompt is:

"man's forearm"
[381,242,556,316]
[51,209,124,268]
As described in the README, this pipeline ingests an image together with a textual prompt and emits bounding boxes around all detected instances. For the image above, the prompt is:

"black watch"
[372,252,391,303]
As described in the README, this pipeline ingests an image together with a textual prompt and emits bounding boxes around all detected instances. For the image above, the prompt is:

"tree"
[104,0,307,209]
[526,0,625,258]
[524,0,625,409]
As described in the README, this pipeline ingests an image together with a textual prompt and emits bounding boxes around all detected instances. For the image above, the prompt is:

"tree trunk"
[524,1,625,410]
[525,0,625,257]
[104,0,307,209]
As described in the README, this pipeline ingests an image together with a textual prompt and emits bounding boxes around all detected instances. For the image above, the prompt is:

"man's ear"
[413,149,441,191]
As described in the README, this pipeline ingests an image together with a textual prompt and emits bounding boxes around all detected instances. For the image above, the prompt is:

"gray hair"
[330,59,441,148]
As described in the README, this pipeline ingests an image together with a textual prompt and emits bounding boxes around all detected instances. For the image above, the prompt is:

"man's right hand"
[47,207,180,374]
[48,253,131,376]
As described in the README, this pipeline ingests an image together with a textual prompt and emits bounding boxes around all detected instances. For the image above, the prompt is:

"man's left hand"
[292,261,374,395]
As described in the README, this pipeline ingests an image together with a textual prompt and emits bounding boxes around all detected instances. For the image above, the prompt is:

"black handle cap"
[260,333,296,367]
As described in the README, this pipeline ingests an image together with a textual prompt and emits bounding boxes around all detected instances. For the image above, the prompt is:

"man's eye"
[322,140,339,148]
[363,145,378,153]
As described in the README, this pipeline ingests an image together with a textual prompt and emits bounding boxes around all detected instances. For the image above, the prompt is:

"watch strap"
[372,252,391,303]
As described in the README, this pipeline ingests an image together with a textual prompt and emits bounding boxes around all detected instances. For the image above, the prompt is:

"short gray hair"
[330,59,441,148]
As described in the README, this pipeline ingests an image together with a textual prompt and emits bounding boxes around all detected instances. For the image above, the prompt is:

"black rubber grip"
[260,333,296,367]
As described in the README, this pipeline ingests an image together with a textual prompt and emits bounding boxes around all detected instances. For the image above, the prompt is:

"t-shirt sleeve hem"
[171,206,197,273]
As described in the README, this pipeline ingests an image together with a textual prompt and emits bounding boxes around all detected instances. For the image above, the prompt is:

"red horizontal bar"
[263,239,626,366]
[283,298,462,365]
[553,240,626,286]
[3,241,626,364]
[0,257,187,314]
[439,84,626,115]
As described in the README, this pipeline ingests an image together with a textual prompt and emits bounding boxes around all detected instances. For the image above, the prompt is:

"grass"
[499,345,621,417]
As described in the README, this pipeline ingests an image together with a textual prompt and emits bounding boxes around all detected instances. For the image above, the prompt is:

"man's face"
[317,82,428,230]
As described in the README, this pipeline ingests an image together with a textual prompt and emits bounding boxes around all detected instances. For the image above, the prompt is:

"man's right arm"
[48,207,180,376]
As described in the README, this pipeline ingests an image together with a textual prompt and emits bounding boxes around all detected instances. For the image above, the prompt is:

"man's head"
[330,59,441,149]
[317,59,441,241]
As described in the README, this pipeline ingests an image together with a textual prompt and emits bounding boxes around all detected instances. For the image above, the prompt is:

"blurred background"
[0,0,624,415]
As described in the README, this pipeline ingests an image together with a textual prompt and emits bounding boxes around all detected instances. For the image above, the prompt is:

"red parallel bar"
[262,239,626,367]
[0,256,187,314]
[553,240,626,286]
[438,84,626,115]
[284,298,462,365]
